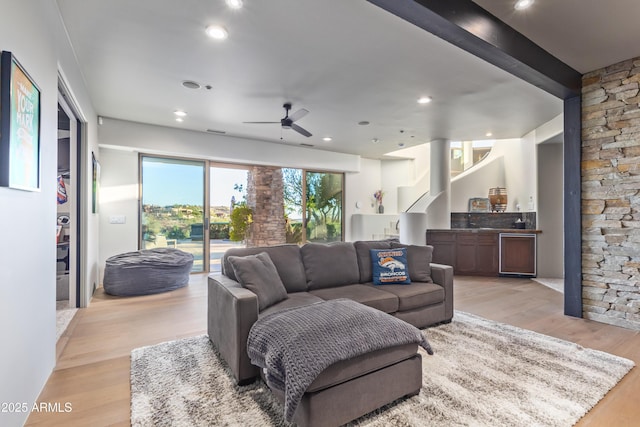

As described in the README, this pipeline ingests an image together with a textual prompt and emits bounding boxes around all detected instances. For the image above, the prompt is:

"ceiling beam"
[366,0,582,99]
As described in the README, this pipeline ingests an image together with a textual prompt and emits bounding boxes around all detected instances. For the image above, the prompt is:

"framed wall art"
[0,51,41,191]
[468,197,490,213]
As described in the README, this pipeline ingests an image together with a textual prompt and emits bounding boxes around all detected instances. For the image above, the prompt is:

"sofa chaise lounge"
[207,240,453,426]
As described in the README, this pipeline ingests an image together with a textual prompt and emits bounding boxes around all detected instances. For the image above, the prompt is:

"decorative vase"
[378,204,384,214]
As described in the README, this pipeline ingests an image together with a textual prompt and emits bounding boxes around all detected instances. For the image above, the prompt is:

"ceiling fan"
[243,103,312,137]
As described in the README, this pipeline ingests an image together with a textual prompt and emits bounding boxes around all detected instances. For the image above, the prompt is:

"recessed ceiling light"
[225,0,243,9]
[372,138,379,144]
[398,143,405,147]
[514,0,534,10]
[322,137,332,142]
[358,121,370,126]
[417,96,432,104]
[174,110,187,117]
[176,118,184,123]
[206,25,228,40]
[486,132,493,137]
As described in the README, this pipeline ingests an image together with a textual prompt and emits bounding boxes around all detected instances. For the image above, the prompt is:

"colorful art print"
[0,51,41,191]
[468,197,490,213]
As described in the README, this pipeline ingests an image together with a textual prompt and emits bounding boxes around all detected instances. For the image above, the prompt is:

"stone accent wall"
[246,166,286,247]
[582,57,640,329]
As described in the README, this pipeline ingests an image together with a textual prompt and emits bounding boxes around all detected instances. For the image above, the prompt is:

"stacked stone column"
[582,57,640,329]
[245,166,286,247]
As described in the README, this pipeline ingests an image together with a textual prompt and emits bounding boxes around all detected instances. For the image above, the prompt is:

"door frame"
[138,154,209,272]
[57,77,85,307]
[137,155,252,273]
[293,168,345,244]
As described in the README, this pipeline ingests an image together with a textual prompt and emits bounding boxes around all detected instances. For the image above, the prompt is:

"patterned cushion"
[370,248,411,285]
[354,240,393,283]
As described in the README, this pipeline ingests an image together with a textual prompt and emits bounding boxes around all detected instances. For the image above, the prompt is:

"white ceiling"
[473,0,640,74]
[55,0,636,159]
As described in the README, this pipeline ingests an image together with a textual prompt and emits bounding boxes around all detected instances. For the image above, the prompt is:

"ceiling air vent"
[182,80,201,89]
[300,143,314,147]
[206,129,226,134]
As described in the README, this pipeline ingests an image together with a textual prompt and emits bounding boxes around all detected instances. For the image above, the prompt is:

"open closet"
[57,103,73,307]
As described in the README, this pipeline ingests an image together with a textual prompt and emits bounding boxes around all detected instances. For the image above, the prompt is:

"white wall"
[386,143,431,212]
[0,1,98,425]
[537,141,564,278]
[99,118,361,173]
[98,149,139,272]
[98,119,367,263]
[450,148,507,211]
[381,159,413,214]
[449,137,537,213]
[345,157,382,241]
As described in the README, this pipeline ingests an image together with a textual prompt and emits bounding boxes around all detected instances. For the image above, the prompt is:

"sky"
[141,158,247,207]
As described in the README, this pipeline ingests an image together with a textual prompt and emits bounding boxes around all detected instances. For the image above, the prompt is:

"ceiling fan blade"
[288,108,309,123]
[291,123,312,137]
[242,121,280,124]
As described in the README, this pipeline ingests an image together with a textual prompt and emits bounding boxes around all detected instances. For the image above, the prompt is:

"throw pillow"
[370,248,411,285]
[301,242,360,290]
[391,243,434,282]
[227,252,288,311]
[354,240,393,283]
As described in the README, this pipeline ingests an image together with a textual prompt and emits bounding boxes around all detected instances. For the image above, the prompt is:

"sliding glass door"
[140,159,344,273]
[306,171,343,242]
[209,165,248,272]
[283,168,344,244]
[140,156,206,272]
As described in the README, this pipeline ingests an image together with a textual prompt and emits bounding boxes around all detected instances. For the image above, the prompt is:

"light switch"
[109,215,126,224]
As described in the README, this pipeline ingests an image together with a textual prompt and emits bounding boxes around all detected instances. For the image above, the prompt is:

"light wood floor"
[26,275,640,426]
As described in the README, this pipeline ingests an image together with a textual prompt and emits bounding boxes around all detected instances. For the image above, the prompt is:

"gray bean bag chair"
[103,248,194,296]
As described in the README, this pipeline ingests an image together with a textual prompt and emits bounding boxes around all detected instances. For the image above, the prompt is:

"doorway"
[209,165,249,273]
[56,93,81,340]
[140,156,207,272]
[283,168,344,244]
[56,100,78,306]
[536,136,564,289]
[139,156,250,273]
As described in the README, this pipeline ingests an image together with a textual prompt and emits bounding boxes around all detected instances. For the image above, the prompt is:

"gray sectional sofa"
[207,240,454,386]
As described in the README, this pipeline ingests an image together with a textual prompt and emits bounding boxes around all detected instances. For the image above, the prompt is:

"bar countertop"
[428,228,542,234]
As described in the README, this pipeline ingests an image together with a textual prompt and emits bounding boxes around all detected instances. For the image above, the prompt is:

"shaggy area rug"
[131,312,634,426]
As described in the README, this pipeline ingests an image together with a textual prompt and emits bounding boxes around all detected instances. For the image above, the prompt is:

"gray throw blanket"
[247,299,433,422]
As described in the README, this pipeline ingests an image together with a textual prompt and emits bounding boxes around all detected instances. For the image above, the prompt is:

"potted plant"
[374,190,385,214]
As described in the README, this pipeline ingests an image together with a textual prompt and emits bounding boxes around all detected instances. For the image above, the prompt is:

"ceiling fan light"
[514,0,534,10]
[206,25,228,40]
[225,0,243,9]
